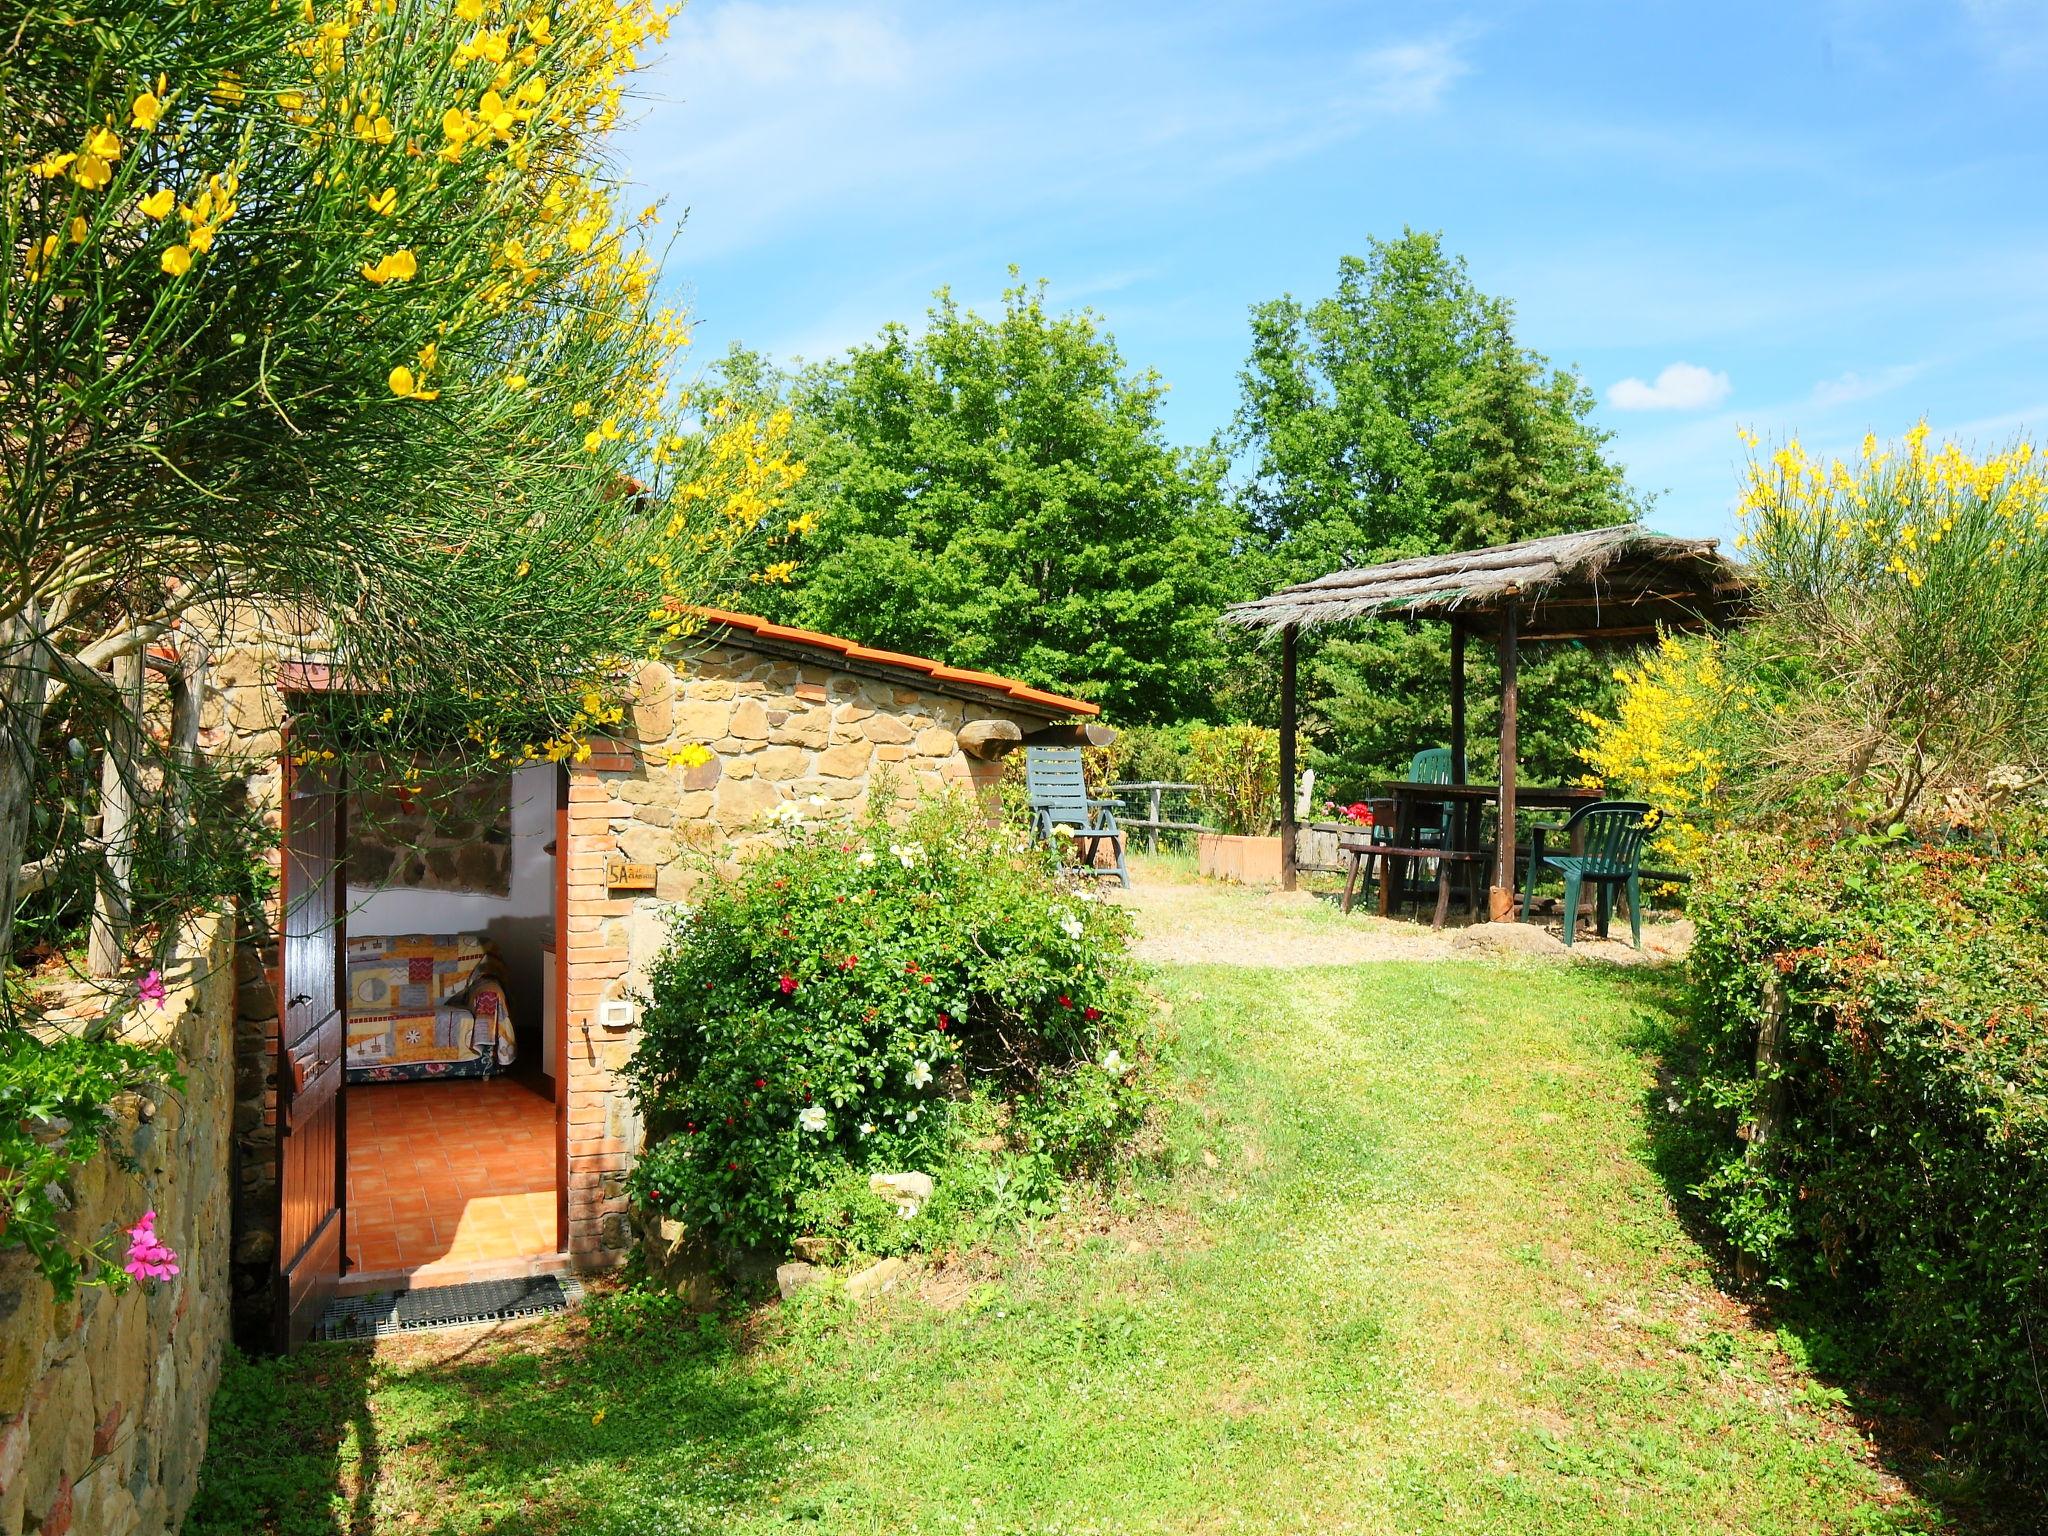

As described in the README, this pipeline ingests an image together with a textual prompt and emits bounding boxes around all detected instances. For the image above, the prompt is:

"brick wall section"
[563,775,637,1264]
[0,913,236,1536]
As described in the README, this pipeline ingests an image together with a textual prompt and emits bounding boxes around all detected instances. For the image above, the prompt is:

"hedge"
[1675,832,2048,1482]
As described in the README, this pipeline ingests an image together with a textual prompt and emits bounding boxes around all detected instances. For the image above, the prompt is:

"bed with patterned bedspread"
[344,932,517,1083]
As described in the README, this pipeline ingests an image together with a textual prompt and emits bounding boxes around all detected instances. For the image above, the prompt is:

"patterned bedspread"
[344,932,516,1083]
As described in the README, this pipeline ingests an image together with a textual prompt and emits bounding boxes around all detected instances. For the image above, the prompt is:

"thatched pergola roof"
[1230,523,1751,911]
[1223,524,1747,642]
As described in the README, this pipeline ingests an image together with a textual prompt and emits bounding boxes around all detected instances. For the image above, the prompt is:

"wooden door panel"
[278,754,346,1350]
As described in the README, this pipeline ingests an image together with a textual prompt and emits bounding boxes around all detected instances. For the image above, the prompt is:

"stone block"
[729,699,770,740]
[814,742,871,779]
[674,700,733,741]
[860,714,914,744]
[775,1262,821,1301]
[769,707,831,749]
[754,746,808,782]
[633,663,675,742]
[681,755,722,792]
[615,825,676,866]
[914,727,957,757]
[716,777,781,828]
[843,1257,909,1304]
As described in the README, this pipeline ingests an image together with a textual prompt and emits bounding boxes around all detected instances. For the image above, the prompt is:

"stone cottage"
[196,604,1097,1346]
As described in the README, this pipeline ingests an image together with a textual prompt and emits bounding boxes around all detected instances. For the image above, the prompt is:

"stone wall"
[0,911,237,1536]
[181,614,293,1348]
[561,641,1028,1267]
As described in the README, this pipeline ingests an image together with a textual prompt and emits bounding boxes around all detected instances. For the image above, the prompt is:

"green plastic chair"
[1406,747,1464,846]
[1024,746,1130,887]
[1520,800,1654,947]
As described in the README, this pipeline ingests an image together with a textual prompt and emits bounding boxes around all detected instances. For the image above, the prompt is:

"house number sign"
[607,859,656,893]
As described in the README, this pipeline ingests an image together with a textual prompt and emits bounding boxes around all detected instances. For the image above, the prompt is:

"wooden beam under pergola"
[1225,525,1749,914]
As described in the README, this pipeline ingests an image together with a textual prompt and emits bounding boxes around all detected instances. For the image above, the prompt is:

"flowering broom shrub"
[623,796,1153,1252]
[1672,831,2048,1482]
[1729,424,2048,830]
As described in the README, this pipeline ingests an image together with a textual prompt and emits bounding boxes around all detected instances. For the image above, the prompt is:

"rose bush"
[623,794,1153,1253]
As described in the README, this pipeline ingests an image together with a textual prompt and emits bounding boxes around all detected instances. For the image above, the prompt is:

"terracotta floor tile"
[346,1078,557,1276]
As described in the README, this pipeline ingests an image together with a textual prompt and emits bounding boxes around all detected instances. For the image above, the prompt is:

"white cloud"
[1809,363,1921,407]
[1607,362,1733,412]
[1353,35,1470,113]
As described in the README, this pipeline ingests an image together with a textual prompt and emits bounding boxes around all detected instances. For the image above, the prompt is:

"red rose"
[754,1077,767,1089]
[1058,995,1072,1009]
[779,974,798,995]
[1084,1006,1101,1022]
[937,1012,950,1030]
[728,1161,740,1172]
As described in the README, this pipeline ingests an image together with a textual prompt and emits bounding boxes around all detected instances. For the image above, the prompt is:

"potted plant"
[1189,725,1286,884]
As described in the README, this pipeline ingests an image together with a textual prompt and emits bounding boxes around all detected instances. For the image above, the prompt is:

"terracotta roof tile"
[683,606,1099,717]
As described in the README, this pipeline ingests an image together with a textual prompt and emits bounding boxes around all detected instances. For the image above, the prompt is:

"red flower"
[937,1012,950,1031]
[1084,1006,1101,1022]
[839,954,858,970]
[754,1077,767,1089]
[728,1161,740,1172]
[1058,995,1073,1009]
[779,974,798,995]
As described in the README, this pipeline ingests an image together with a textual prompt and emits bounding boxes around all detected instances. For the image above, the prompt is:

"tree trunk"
[0,606,57,974]
[166,631,211,857]
[88,651,143,977]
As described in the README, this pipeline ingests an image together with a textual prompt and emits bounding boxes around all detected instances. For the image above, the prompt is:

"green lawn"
[190,958,1987,1535]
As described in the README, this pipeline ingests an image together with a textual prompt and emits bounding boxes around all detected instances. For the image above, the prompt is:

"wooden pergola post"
[1491,598,1519,919]
[1279,623,1298,892]
[1448,618,1467,782]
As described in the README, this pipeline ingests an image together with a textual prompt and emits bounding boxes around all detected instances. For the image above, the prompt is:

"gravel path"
[1109,863,1690,968]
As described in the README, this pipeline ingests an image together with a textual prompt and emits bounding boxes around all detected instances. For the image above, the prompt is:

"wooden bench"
[1339,840,1490,930]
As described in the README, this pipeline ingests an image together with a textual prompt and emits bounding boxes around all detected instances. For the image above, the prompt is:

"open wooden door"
[276,756,347,1350]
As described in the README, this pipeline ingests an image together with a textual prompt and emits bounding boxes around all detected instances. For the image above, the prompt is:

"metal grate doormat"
[314,1274,583,1342]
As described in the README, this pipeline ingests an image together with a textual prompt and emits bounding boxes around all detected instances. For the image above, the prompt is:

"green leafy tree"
[714,281,1246,722]
[1224,231,1643,791]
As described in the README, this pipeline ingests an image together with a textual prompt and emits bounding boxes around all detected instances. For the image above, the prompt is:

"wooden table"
[1366,781,1605,920]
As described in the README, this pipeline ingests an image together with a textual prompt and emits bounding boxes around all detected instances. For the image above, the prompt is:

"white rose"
[798,1105,829,1134]
[1059,912,1084,940]
[906,1059,933,1090]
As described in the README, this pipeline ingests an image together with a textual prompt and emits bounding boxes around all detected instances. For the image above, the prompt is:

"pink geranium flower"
[136,969,165,1008]
[123,1210,180,1284]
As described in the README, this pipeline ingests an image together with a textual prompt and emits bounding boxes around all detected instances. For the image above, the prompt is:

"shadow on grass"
[1605,966,2032,1534]
[186,1305,811,1536]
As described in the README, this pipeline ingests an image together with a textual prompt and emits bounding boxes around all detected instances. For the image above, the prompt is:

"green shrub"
[0,1029,178,1297]
[623,795,1152,1252]
[1186,724,1279,836]
[1674,831,2048,1481]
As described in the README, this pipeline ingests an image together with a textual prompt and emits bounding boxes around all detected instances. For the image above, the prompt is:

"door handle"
[288,994,311,1007]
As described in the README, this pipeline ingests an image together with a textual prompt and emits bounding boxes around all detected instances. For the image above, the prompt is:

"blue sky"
[620,0,2048,542]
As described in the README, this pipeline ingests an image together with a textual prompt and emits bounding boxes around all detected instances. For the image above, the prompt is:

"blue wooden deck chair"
[1024,746,1130,887]
[1520,800,1654,947]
